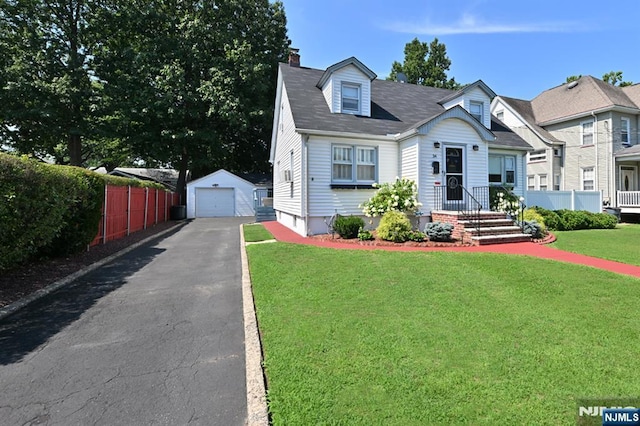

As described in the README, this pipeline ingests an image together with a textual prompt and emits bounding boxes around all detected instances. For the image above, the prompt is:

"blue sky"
[281,0,640,100]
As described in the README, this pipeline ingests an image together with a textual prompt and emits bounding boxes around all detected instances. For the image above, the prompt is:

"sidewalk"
[262,221,640,279]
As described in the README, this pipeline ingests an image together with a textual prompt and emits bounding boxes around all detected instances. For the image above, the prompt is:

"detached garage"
[186,169,256,218]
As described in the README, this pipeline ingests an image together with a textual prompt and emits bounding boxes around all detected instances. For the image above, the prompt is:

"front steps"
[432,211,531,246]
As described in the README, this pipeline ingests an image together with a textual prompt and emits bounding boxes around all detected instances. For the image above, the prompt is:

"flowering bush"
[359,177,421,217]
[489,187,521,218]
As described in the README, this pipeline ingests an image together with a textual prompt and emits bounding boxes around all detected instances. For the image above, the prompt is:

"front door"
[620,166,638,191]
[445,147,464,202]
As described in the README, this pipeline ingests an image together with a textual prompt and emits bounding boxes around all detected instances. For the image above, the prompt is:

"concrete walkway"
[0,218,252,426]
[262,221,640,279]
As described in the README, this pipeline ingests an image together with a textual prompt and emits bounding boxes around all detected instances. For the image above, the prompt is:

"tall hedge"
[0,154,105,270]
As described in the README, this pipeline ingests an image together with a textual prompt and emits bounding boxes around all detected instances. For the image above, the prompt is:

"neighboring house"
[186,169,258,218]
[491,76,640,213]
[269,53,532,237]
[103,167,183,191]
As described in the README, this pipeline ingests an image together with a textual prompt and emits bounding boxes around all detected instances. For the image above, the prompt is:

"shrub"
[357,228,374,241]
[591,212,618,229]
[424,221,454,242]
[360,177,421,217]
[489,186,521,217]
[531,206,561,230]
[521,220,545,239]
[377,211,412,242]
[40,166,105,256]
[523,208,547,230]
[408,231,427,242]
[333,215,365,239]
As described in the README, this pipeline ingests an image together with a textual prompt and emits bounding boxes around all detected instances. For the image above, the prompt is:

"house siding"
[272,83,303,220]
[305,135,397,235]
[442,87,491,128]
[321,64,372,116]
[418,118,489,212]
[399,139,419,182]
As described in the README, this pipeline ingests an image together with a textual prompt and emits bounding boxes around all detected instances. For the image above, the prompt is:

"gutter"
[295,128,399,142]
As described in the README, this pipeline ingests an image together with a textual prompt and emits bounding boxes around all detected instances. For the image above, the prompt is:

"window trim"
[621,116,630,144]
[341,83,361,114]
[539,174,548,191]
[488,154,517,186]
[554,174,561,191]
[331,144,377,186]
[528,149,547,163]
[469,101,483,123]
[581,120,594,146]
[527,175,535,191]
[582,167,595,191]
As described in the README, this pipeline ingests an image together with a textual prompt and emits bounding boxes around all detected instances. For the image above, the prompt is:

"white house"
[269,54,532,237]
[186,169,256,218]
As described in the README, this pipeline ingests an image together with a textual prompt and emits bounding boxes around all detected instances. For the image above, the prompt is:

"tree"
[0,0,101,165]
[388,38,460,89]
[565,75,582,84]
[602,71,633,87]
[94,0,289,197]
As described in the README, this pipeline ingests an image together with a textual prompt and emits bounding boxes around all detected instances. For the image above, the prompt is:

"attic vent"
[567,81,579,89]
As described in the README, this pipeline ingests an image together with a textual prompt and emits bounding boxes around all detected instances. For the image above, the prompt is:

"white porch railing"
[617,191,640,207]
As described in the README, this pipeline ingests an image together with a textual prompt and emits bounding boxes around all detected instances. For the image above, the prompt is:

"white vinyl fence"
[525,190,603,213]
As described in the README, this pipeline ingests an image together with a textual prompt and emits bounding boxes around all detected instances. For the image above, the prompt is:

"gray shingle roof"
[280,63,530,150]
[490,116,534,150]
[531,76,639,124]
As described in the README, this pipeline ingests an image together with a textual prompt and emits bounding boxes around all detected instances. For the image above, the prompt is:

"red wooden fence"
[90,185,181,246]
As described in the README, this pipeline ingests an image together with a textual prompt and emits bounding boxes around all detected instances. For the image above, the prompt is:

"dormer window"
[470,101,483,123]
[341,83,360,114]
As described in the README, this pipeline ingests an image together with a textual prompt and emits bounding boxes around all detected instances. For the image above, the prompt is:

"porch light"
[434,141,440,148]
[472,145,479,151]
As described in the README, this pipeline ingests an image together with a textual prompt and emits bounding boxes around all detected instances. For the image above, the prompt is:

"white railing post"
[571,190,575,211]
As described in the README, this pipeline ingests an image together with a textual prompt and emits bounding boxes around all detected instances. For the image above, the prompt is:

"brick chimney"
[288,48,300,67]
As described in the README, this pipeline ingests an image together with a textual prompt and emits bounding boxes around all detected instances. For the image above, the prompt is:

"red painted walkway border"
[261,221,640,279]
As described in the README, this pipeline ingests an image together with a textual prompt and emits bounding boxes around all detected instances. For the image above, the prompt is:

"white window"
[527,175,535,190]
[488,155,516,186]
[554,174,561,191]
[496,110,504,122]
[582,120,594,145]
[341,83,360,114]
[470,101,483,123]
[621,117,630,144]
[539,174,548,191]
[528,150,546,162]
[332,145,376,183]
[582,167,595,190]
[553,146,563,157]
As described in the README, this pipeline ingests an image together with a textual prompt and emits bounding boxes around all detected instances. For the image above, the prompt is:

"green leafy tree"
[388,38,460,89]
[602,71,633,87]
[565,75,582,84]
[0,0,102,165]
[94,0,289,196]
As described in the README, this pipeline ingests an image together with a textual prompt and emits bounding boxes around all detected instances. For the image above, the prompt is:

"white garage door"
[195,188,235,217]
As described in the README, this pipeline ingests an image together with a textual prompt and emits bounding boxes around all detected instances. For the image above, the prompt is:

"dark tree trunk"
[68,134,83,166]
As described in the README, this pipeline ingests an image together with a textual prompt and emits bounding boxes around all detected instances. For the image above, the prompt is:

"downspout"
[302,134,309,236]
[591,111,599,194]
[604,120,612,206]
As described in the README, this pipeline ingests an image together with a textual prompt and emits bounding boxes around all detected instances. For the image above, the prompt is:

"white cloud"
[385,13,582,35]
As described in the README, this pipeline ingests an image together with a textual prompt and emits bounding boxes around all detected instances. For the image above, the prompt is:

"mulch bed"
[308,233,473,248]
[0,221,182,309]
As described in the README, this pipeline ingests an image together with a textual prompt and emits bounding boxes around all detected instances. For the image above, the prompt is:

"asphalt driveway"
[0,218,252,425]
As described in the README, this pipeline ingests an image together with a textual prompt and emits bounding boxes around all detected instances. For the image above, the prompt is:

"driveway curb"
[0,222,186,322]
[240,225,269,426]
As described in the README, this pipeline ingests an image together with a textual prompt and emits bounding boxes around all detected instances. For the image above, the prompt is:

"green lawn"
[551,224,640,266]
[247,243,640,425]
[242,223,274,242]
